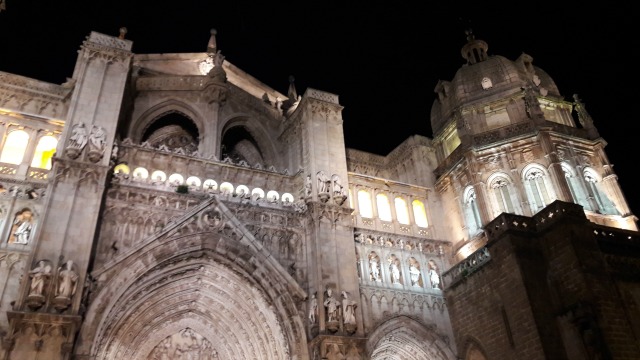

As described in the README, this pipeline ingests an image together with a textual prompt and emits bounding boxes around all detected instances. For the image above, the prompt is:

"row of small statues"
[65,122,107,162]
[304,171,348,199]
[27,260,79,304]
[368,256,440,289]
[308,288,357,331]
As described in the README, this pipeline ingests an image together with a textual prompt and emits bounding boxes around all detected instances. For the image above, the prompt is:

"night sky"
[1,2,638,216]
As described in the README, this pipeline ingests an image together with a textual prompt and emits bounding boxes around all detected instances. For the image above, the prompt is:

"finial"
[287,75,298,101]
[207,28,218,54]
[465,28,474,42]
[119,27,128,40]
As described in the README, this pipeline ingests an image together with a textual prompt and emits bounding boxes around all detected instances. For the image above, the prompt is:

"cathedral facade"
[0,28,638,359]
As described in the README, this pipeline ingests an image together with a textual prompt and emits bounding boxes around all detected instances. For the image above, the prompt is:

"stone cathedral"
[0,27,639,360]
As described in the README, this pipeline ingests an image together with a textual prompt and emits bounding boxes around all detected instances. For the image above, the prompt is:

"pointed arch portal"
[367,316,456,360]
[77,197,307,360]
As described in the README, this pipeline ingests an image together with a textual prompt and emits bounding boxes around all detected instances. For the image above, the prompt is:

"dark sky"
[1,2,638,216]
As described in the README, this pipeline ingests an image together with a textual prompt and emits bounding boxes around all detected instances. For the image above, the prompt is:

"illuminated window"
[113,163,130,175]
[186,176,201,187]
[442,127,461,157]
[30,135,57,169]
[220,182,234,195]
[395,197,410,225]
[412,200,428,227]
[168,173,184,185]
[282,193,294,203]
[235,184,249,196]
[562,163,591,210]
[523,166,552,214]
[265,190,278,201]
[151,170,167,182]
[464,186,482,234]
[490,175,517,215]
[358,190,373,218]
[375,194,391,221]
[584,168,618,215]
[349,189,354,209]
[133,167,149,180]
[0,130,29,165]
[203,179,218,191]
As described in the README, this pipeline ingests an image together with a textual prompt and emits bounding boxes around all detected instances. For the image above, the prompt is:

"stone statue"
[68,122,88,150]
[89,125,107,153]
[331,174,345,196]
[390,260,401,284]
[28,260,51,297]
[304,174,312,198]
[12,209,33,245]
[323,288,339,322]
[308,292,318,324]
[409,264,421,287]
[56,260,79,299]
[341,291,357,325]
[369,255,380,281]
[317,171,330,194]
[429,268,440,289]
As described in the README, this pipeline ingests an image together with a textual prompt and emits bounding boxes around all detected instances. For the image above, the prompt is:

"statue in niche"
[341,291,357,332]
[409,263,422,287]
[389,258,401,284]
[67,122,88,151]
[304,174,312,198]
[308,292,318,324]
[26,260,51,309]
[28,260,51,297]
[429,260,441,289]
[53,260,79,311]
[56,260,78,299]
[9,208,34,245]
[88,125,107,162]
[331,174,347,205]
[317,171,330,194]
[323,287,339,329]
[369,253,380,282]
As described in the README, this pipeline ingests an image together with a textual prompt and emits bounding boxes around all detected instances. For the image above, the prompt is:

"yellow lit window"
[113,163,130,175]
[395,197,410,225]
[0,130,29,165]
[30,135,58,169]
[376,194,392,221]
[412,200,428,227]
[358,190,373,218]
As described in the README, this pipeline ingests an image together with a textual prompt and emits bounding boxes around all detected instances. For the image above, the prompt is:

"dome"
[430,35,562,134]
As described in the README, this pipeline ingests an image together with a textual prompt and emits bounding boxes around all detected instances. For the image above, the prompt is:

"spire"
[287,75,298,101]
[460,28,489,65]
[207,29,217,55]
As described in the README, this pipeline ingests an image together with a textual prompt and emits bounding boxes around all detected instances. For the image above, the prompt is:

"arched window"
[464,187,482,234]
[395,197,410,225]
[265,190,278,201]
[219,182,234,195]
[235,184,250,197]
[583,168,618,215]
[523,166,553,214]
[168,173,184,185]
[358,190,373,218]
[281,193,294,203]
[376,194,392,221]
[30,135,57,169]
[562,163,591,210]
[489,174,517,215]
[113,163,130,175]
[0,130,29,165]
[412,200,428,227]
[150,170,166,183]
[133,167,149,180]
[203,179,218,191]
[186,176,201,187]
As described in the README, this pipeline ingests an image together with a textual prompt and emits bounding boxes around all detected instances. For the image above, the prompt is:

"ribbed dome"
[431,35,562,135]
